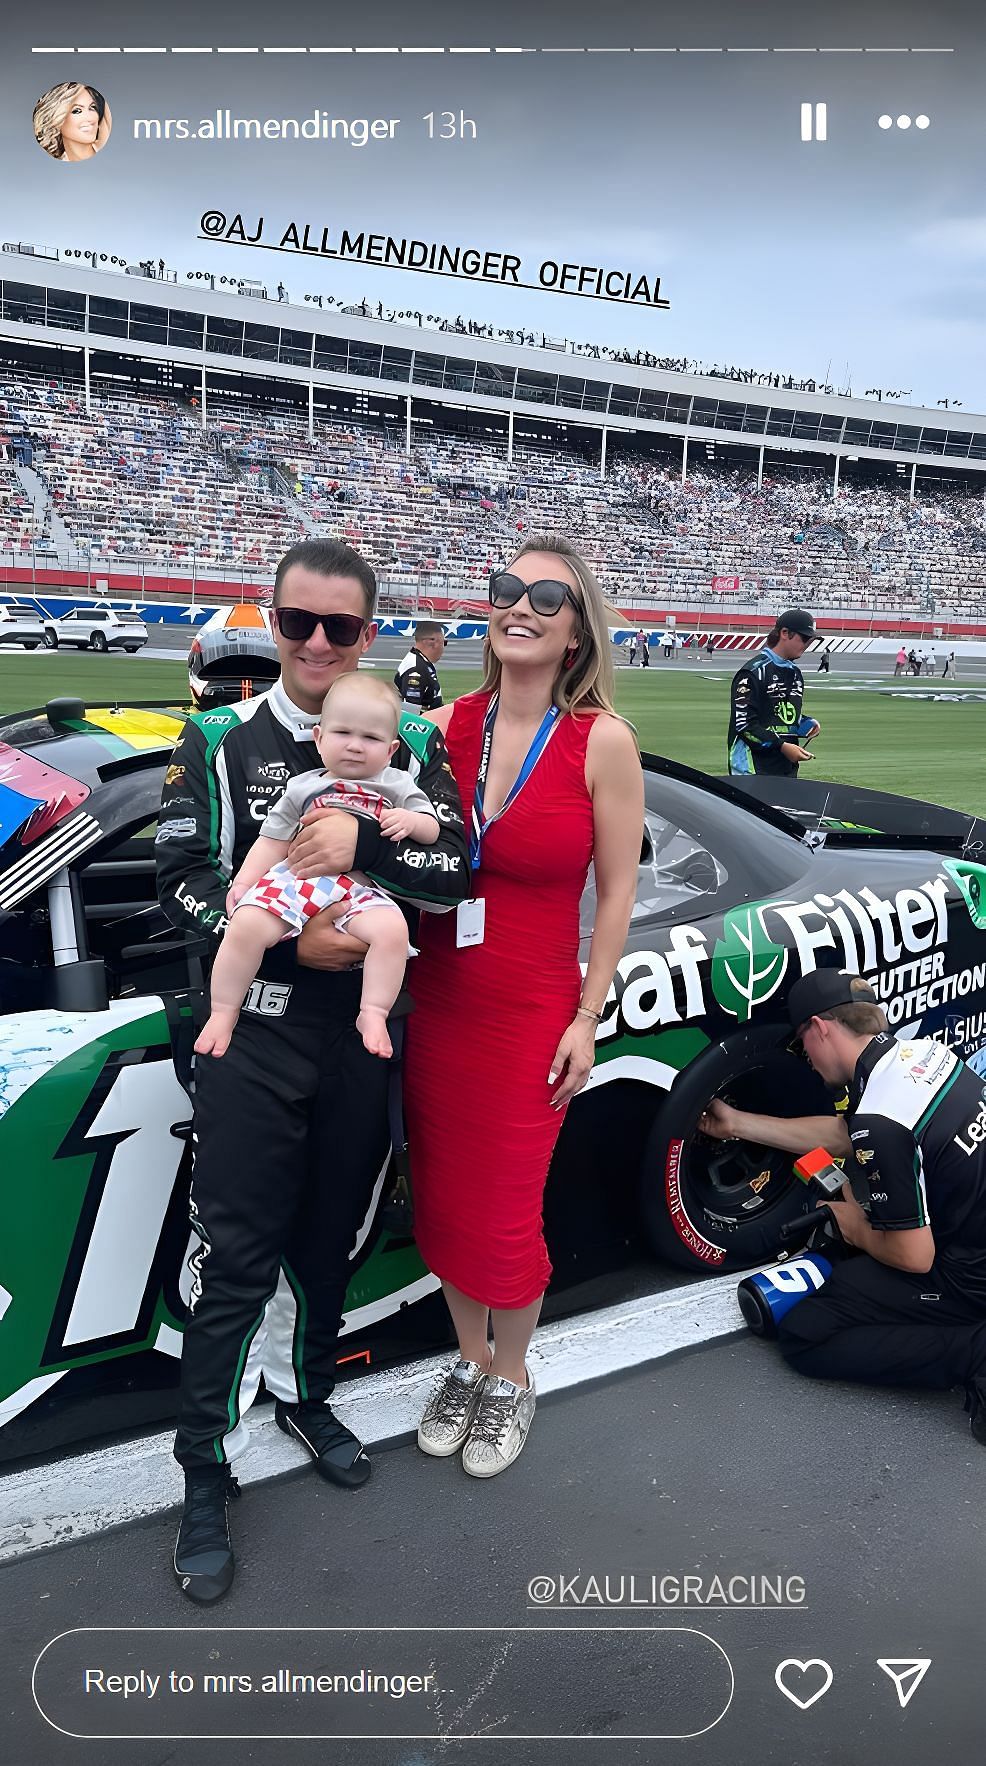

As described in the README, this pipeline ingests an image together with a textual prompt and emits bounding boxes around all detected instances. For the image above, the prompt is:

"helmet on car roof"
[187,604,279,706]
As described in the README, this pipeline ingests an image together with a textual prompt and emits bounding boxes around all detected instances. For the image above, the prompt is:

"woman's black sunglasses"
[272,607,367,647]
[489,571,582,619]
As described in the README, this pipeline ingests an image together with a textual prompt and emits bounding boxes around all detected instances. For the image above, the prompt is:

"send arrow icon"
[877,1659,932,1708]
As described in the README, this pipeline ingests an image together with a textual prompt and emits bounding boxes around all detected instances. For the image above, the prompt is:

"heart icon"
[774,1659,834,1710]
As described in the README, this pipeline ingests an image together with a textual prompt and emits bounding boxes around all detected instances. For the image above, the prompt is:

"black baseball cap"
[787,970,879,1030]
[777,607,816,639]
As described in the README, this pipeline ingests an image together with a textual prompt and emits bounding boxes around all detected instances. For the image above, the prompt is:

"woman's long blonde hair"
[481,532,617,716]
[33,83,112,159]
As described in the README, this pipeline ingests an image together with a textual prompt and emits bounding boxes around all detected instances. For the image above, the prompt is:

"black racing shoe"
[964,1380,986,1445]
[274,1399,372,1488]
[173,1467,240,1604]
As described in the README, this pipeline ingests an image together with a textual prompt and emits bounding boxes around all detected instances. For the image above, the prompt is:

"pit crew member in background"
[156,537,469,1603]
[699,971,986,1436]
[727,607,820,778]
[394,620,445,709]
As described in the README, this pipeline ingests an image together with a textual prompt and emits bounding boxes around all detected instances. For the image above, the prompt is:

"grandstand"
[0,462,41,552]
[1,250,985,624]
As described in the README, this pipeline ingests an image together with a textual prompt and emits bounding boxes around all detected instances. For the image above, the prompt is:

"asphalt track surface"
[136,628,986,687]
[4,1338,983,1766]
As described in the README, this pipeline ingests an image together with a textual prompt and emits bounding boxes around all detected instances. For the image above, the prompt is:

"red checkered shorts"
[235,862,404,940]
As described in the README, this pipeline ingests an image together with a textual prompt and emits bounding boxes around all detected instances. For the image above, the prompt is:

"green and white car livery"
[2,699,986,1460]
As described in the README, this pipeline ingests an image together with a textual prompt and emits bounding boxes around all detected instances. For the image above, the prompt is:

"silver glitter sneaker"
[461,1372,537,1479]
[417,1358,489,1457]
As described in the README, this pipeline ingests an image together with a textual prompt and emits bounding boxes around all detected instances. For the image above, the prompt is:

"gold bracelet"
[577,1004,602,1022]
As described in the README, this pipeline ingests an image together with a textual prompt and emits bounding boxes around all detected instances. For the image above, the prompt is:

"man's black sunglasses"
[489,571,582,620]
[272,607,367,647]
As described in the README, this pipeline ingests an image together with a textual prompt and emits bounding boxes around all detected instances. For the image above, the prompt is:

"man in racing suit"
[156,537,469,1602]
[727,608,820,777]
[394,621,445,709]
[701,971,986,1437]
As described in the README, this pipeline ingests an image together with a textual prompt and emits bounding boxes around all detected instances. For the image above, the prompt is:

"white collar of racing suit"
[267,678,320,742]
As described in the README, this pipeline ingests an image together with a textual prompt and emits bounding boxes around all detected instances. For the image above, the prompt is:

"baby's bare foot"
[357,1007,393,1060]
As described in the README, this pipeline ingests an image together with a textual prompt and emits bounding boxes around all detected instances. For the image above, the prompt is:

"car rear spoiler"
[640,752,816,843]
[722,771,978,855]
[641,754,977,855]
[11,699,187,725]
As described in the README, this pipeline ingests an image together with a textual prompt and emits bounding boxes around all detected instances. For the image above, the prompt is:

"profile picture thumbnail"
[33,81,112,162]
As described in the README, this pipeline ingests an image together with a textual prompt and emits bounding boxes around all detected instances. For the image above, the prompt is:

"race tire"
[640,1025,831,1273]
[23,642,39,650]
[90,632,109,653]
[43,629,58,649]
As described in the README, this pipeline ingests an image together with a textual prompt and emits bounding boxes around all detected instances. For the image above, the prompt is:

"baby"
[194,673,440,1062]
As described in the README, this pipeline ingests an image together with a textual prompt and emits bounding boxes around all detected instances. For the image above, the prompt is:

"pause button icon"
[801,102,828,141]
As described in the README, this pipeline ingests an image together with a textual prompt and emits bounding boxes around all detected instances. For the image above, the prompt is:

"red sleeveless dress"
[405,689,597,1308]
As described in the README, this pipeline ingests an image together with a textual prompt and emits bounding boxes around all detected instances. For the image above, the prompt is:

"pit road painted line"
[0,1272,747,1562]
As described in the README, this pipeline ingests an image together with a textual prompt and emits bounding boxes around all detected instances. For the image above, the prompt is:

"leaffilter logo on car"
[942,858,986,932]
[710,902,789,1024]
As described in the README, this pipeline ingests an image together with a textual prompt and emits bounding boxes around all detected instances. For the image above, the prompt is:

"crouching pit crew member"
[700,971,986,1431]
[155,538,469,1603]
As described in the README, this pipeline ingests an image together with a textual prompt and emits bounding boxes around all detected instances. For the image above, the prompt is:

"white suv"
[42,606,148,654]
[0,602,45,648]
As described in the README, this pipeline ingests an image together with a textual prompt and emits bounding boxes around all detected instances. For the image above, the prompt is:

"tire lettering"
[664,1137,726,1266]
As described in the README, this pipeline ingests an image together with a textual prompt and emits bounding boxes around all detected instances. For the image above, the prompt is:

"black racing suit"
[156,680,469,1469]
[778,1034,986,1389]
[394,646,443,710]
[727,646,816,777]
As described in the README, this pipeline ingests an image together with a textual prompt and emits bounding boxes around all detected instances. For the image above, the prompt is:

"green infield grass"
[1,653,984,817]
[607,668,986,817]
[0,652,191,709]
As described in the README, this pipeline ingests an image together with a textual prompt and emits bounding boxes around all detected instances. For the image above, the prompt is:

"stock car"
[2,695,986,1463]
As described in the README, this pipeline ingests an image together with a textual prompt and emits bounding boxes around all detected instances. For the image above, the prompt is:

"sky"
[2,0,986,409]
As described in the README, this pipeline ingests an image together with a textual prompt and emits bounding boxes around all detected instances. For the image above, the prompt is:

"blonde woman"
[405,533,643,1477]
[33,84,111,161]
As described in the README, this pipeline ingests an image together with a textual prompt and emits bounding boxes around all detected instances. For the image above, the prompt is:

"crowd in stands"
[0,376,300,568]
[0,463,43,550]
[0,368,984,616]
[608,460,986,614]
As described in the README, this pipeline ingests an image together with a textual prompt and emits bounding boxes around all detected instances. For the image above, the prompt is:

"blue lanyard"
[470,692,560,869]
